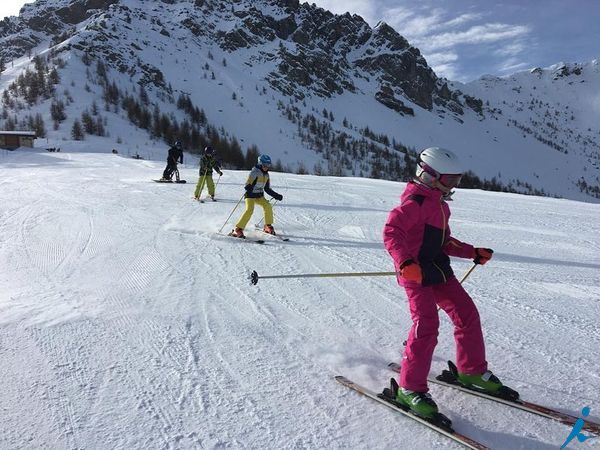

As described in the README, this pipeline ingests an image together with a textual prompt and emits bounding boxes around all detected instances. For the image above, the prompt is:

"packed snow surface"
[1,148,599,449]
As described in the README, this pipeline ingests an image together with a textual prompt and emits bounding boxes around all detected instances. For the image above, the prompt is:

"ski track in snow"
[1,149,599,449]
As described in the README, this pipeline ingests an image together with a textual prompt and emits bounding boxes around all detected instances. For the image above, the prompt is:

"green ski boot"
[395,387,439,419]
[380,378,452,430]
[457,370,503,393]
[438,361,520,401]
[458,368,521,401]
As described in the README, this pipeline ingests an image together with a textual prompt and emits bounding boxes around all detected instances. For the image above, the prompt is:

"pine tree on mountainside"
[222,137,243,167]
[245,145,260,168]
[81,110,95,134]
[139,85,149,105]
[71,119,84,140]
[28,113,46,138]
[95,117,105,137]
[4,116,16,131]
[50,99,67,124]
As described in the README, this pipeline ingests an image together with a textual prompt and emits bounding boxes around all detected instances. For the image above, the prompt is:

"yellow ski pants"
[194,175,215,198]
[236,197,273,229]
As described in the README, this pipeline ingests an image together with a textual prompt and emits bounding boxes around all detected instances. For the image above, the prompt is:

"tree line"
[0,51,575,198]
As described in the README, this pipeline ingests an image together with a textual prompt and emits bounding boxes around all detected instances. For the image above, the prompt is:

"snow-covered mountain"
[456,61,600,200]
[1,147,599,449]
[1,0,599,202]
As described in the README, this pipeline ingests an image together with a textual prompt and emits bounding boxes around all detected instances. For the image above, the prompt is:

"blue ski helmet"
[204,146,214,155]
[258,154,272,166]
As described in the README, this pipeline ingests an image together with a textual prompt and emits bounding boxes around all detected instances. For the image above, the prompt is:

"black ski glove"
[273,193,283,201]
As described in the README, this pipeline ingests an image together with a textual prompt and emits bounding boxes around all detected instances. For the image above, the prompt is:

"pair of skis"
[254,228,290,242]
[193,196,216,203]
[222,229,290,245]
[336,361,600,449]
[253,224,289,241]
[223,232,265,244]
[336,375,488,450]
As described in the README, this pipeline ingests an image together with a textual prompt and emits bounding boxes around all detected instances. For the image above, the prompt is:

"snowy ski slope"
[1,148,599,449]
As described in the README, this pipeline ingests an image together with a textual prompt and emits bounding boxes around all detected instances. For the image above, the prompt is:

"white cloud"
[378,5,414,27]
[443,13,483,28]
[381,8,482,41]
[425,51,459,66]
[496,58,531,74]
[386,8,445,36]
[416,23,531,52]
[494,41,527,57]
[432,63,460,81]
[424,52,460,80]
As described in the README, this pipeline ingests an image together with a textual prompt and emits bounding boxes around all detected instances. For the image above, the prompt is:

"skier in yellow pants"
[194,146,222,201]
[229,154,283,238]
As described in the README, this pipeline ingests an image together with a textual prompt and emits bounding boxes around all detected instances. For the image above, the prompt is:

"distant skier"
[160,141,183,181]
[194,146,223,201]
[229,154,283,238]
[383,146,516,419]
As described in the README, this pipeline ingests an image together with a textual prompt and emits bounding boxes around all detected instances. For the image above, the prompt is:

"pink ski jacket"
[383,181,475,287]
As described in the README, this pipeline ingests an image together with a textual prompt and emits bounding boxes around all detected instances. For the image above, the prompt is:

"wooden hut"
[0,131,37,150]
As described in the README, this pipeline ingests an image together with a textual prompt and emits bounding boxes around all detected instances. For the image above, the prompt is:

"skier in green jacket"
[194,146,223,201]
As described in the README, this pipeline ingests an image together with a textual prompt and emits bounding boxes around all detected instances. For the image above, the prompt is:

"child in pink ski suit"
[383,147,494,395]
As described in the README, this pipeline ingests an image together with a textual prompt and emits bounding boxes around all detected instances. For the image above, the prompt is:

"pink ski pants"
[400,277,488,392]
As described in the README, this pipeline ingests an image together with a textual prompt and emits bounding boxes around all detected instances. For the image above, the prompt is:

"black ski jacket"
[167,146,183,164]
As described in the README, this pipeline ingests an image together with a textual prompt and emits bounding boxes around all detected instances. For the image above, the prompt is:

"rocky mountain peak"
[212,0,477,115]
[1,0,479,117]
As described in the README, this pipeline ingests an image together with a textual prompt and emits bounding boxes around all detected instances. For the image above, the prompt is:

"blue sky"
[1,0,598,82]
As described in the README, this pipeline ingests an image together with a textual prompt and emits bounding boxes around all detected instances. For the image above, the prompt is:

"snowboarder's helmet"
[416,147,463,192]
[204,146,213,155]
[175,141,182,149]
[258,154,272,166]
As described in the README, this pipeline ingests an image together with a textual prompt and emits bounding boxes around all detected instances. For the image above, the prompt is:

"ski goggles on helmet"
[438,173,462,189]
[419,162,462,187]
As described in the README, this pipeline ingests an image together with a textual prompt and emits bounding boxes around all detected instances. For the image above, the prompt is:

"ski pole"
[218,192,245,234]
[459,263,477,284]
[215,173,222,191]
[251,262,480,287]
[250,270,398,286]
[195,165,210,199]
[431,263,478,313]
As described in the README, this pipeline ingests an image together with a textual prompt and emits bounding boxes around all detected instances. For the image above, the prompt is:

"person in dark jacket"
[161,141,183,181]
[194,146,223,201]
[229,154,283,238]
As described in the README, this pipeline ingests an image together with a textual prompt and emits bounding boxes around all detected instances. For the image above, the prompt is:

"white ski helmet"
[416,147,463,191]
